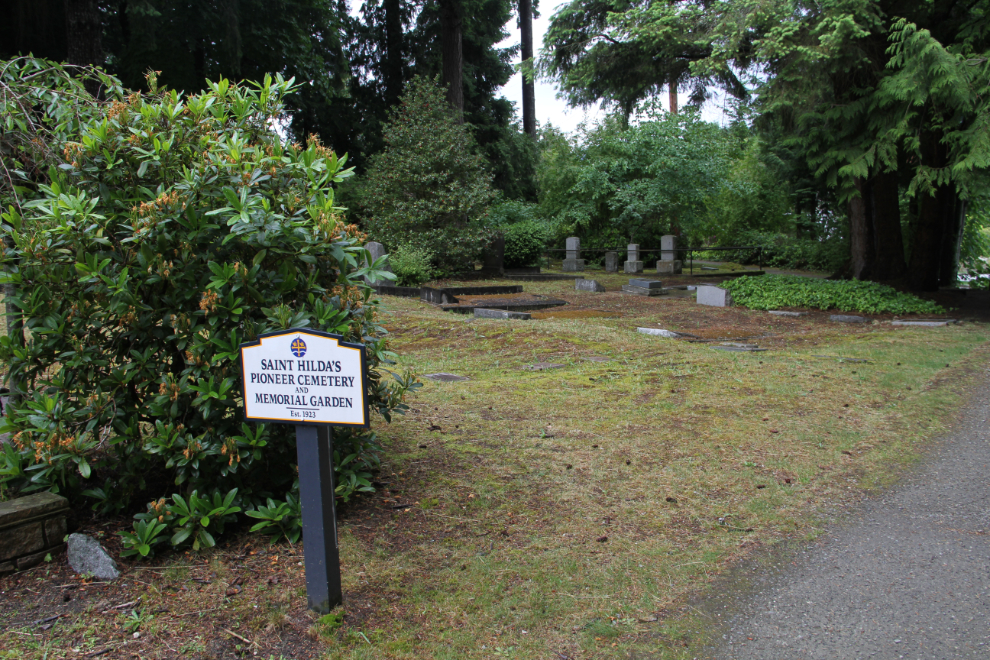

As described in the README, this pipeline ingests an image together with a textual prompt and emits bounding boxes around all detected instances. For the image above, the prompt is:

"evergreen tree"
[361,77,498,274]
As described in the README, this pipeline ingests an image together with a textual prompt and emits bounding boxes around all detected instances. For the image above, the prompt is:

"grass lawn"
[1,270,988,659]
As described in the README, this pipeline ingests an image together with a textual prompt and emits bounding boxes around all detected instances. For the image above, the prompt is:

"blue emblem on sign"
[290,336,307,358]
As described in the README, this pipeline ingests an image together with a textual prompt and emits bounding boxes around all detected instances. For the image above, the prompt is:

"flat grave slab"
[768,310,808,317]
[622,284,667,297]
[637,328,681,338]
[422,373,470,382]
[628,279,664,289]
[441,293,568,314]
[891,319,957,327]
[830,315,869,323]
[474,308,532,320]
[524,362,565,371]
[712,345,768,352]
[422,285,523,305]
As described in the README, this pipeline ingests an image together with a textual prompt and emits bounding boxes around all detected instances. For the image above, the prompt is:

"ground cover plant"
[0,58,414,553]
[722,275,946,315]
[1,270,985,659]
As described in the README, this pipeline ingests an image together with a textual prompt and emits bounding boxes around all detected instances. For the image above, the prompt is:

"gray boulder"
[67,533,120,580]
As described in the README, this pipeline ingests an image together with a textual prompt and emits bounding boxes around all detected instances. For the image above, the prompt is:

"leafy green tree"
[537,108,740,248]
[588,0,990,289]
[540,0,746,120]
[0,58,415,551]
[362,76,498,274]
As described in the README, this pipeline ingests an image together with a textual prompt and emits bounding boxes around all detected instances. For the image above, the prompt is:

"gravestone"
[562,237,585,272]
[605,251,619,272]
[891,319,957,327]
[524,362,564,371]
[575,279,606,293]
[769,310,808,318]
[696,285,733,307]
[656,260,682,275]
[624,244,643,273]
[628,279,663,289]
[831,315,868,323]
[363,242,392,284]
[637,328,681,338]
[422,373,470,382]
[474,308,532,320]
[660,235,678,262]
[482,235,505,275]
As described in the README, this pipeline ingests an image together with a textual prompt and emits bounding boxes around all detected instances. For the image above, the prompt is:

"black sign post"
[295,424,342,612]
[239,329,369,614]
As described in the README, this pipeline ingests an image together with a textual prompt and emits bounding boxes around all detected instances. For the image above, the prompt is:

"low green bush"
[722,275,945,314]
[715,231,848,273]
[502,221,547,268]
[389,243,435,286]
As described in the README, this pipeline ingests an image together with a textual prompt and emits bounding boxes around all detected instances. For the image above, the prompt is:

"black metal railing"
[541,245,763,274]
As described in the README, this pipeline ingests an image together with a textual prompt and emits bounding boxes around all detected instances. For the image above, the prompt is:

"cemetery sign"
[241,329,369,427]
[239,328,369,614]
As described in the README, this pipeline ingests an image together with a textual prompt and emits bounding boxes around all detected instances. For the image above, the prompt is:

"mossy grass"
[0,271,986,659]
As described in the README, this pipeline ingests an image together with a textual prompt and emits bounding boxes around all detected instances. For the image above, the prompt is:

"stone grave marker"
[628,279,663,289]
[482,235,505,274]
[660,234,678,262]
[656,260,682,275]
[891,319,957,327]
[712,345,768,353]
[637,328,681,338]
[830,315,869,323]
[605,251,619,272]
[422,373,471,382]
[474,308,532,320]
[624,244,643,273]
[363,241,392,284]
[575,279,606,292]
[524,362,564,371]
[696,285,733,307]
[769,311,808,317]
[563,237,586,272]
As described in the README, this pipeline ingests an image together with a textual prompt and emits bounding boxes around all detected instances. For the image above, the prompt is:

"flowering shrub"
[0,58,416,552]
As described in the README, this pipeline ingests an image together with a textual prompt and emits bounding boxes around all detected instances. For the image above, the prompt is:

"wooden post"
[295,424,343,613]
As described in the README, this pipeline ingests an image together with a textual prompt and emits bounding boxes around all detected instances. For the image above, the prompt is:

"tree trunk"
[65,0,103,67]
[938,195,966,287]
[908,129,953,291]
[668,80,678,114]
[439,0,464,121]
[908,186,949,291]
[848,177,875,280]
[869,170,906,281]
[519,0,536,138]
[384,0,403,106]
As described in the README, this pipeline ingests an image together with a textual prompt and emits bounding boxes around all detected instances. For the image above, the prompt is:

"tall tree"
[439,0,465,117]
[519,0,536,137]
[540,0,745,120]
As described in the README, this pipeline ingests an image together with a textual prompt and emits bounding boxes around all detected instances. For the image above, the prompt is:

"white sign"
[240,329,368,426]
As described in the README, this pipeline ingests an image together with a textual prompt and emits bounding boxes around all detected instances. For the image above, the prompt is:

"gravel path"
[709,369,990,660]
